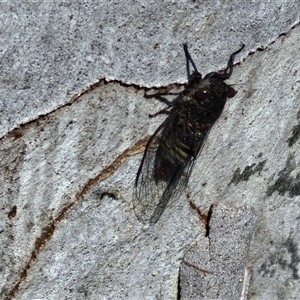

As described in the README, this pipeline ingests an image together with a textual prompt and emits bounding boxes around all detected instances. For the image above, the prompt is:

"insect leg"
[145,92,181,98]
[145,85,182,105]
[144,84,181,97]
[149,108,170,118]
[145,93,172,107]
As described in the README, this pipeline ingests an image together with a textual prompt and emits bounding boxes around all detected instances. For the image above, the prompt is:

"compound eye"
[227,86,237,98]
[195,88,209,100]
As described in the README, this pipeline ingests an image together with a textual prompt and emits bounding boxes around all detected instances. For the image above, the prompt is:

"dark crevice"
[182,261,213,275]
[205,204,213,237]
[0,77,183,142]
[7,205,17,219]
[248,20,300,57]
[188,197,208,225]
[176,274,181,300]
[100,191,118,200]
[287,114,300,147]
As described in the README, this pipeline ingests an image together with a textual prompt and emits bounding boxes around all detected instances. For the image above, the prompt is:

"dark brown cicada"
[134,43,245,225]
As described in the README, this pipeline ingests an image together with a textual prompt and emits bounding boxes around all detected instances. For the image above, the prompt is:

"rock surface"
[1,2,300,299]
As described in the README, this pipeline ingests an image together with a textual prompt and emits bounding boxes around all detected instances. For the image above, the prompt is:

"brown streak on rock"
[6,137,149,299]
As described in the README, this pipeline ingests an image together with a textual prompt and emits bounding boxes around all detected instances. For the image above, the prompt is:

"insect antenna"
[222,43,245,78]
[183,43,201,80]
[204,43,245,80]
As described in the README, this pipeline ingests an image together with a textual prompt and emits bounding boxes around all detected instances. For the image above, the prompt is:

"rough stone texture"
[1,1,300,300]
[0,1,299,137]
[180,203,257,300]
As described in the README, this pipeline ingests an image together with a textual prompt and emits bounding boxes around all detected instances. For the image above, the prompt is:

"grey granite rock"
[1,2,300,299]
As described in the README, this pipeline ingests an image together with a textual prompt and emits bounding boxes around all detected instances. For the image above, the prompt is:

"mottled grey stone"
[1,2,300,300]
[180,203,256,300]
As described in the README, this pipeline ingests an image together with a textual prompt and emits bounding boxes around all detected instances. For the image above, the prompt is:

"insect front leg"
[149,108,171,118]
[144,93,173,106]
[144,91,182,98]
[145,91,182,107]
[144,87,177,117]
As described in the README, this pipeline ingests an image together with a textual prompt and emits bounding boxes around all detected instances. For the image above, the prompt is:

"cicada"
[134,43,245,225]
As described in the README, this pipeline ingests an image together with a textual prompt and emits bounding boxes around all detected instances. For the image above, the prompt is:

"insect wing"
[134,106,209,225]
[133,122,167,224]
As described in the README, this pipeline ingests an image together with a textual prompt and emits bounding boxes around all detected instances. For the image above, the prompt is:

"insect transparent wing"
[133,107,211,225]
[133,118,173,224]
[143,130,212,225]
[145,157,194,225]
